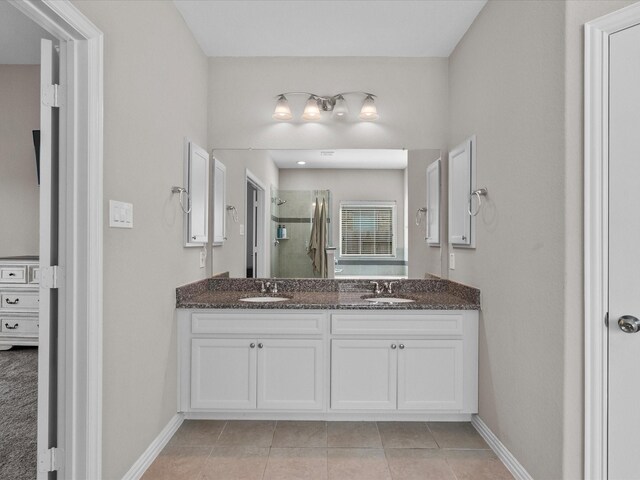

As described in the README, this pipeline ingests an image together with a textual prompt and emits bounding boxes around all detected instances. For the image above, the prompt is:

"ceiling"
[0,2,55,64]
[268,149,408,169]
[174,0,487,57]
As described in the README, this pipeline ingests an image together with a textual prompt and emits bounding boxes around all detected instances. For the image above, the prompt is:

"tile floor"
[142,420,514,480]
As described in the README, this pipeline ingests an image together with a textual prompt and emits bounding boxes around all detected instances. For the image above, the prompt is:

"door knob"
[618,315,640,333]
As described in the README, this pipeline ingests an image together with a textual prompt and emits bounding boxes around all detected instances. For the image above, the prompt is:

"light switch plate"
[199,250,206,268]
[109,200,133,229]
[239,224,245,236]
[449,253,455,270]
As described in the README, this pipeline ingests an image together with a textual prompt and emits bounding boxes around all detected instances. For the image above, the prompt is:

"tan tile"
[264,447,327,480]
[200,446,269,480]
[427,422,489,449]
[217,420,276,447]
[169,420,226,446]
[328,448,391,480]
[377,422,438,449]
[327,421,382,448]
[142,445,210,480]
[444,450,514,480]
[272,421,328,447]
[385,448,455,480]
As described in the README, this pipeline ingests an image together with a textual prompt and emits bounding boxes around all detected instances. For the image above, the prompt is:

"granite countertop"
[176,277,480,311]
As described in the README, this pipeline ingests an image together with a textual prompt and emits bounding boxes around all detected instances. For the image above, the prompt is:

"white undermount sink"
[239,296,290,303]
[364,297,415,304]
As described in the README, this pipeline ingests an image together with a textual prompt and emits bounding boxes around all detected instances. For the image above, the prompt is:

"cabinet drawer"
[1,317,38,334]
[0,267,27,284]
[331,312,464,336]
[1,292,39,310]
[191,312,324,335]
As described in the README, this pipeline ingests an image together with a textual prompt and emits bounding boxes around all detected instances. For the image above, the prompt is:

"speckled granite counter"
[176,278,480,311]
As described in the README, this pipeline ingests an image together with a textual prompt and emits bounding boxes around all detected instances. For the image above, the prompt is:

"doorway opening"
[245,170,266,278]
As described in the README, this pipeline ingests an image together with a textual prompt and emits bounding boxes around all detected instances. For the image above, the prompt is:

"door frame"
[9,1,103,478]
[245,169,267,278]
[584,4,640,478]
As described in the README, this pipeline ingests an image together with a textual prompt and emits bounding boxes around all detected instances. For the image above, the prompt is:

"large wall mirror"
[211,148,446,280]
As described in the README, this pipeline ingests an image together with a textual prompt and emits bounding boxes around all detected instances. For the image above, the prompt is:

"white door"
[191,338,257,409]
[331,339,397,410]
[448,138,473,246]
[426,159,440,245]
[608,23,640,480]
[397,340,463,411]
[187,142,209,244]
[37,39,60,479]
[257,339,323,410]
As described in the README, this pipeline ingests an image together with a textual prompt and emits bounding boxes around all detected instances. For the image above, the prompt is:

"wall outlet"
[108,200,133,228]
[199,250,206,268]
[239,224,245,236]
[449,252,455,270]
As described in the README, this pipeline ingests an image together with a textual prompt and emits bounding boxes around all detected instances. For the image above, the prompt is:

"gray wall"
[447,1,635,478]
[72,2,209,478]
[0,65,39,256]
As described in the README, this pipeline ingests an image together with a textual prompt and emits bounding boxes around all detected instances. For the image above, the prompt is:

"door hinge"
[42,84,62,108]
[40,447,60,472]
[41,265,62,289]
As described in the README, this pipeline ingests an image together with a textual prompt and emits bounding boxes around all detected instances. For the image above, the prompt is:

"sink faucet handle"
[270,282,278,294]
[370,281,382,295]
[387,281,398,294]
[257,281,266,293]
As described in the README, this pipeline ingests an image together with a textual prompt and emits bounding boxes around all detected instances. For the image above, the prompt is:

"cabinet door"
[186,141,209,245]
[212,158,226,245]
[397,340,463,411]
[331,339,397,410]
[448,136,474,247]
[426,159,441,245]
[257,339,323,410]
[191,338,256,409]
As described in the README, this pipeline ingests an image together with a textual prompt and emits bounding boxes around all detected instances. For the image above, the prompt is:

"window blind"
[340,203,395,256]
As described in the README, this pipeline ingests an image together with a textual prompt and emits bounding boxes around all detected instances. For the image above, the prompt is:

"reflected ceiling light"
[272,94,292,121]
[302,96,321,121]
[297,161,306,165]
[272,91,377,122]
[359,94,379,121]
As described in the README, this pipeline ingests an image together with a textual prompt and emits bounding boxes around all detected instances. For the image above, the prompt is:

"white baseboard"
[471,415,533,480]
[122,413,184,480]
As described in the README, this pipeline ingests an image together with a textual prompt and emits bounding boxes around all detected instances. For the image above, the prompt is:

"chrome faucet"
[257,281,269,294]
[270,282,278,294]
[370,281,382,295]
[384,281,398,294]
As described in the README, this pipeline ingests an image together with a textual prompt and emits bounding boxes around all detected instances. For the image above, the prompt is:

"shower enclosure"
[271,187,331,278]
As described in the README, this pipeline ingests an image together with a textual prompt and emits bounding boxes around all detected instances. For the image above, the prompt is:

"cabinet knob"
[258,343,264,349]
[399,344,405,350]
[391,344,397,349]
[250,343,255,348]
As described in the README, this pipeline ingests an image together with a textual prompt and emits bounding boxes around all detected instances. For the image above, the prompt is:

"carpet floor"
[0,346,38,480]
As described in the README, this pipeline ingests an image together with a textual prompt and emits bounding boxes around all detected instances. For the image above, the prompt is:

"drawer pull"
[5,298,19,305]
[5,323,18,330]
[8,273,16,277]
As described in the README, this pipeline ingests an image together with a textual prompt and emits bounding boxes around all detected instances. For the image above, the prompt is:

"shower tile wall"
[271,189,331,278]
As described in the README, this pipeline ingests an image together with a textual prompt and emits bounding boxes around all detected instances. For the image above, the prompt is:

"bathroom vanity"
[176,278,479,421]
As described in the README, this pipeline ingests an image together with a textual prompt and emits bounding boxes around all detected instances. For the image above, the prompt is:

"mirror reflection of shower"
[271,187,331,278]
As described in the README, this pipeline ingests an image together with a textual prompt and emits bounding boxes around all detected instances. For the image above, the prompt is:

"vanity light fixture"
[272,91,378,122]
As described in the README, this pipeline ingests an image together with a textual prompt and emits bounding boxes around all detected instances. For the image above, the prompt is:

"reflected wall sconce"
[272,92,378,122]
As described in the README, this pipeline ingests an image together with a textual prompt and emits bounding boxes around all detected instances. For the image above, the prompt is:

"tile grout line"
[374,422,393,479]
[425,421,443,449]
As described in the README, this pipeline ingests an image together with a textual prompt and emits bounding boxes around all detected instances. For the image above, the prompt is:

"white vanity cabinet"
[179,311,325,413]
[330,311,476,414]
[178,308,478,419]
[0,257,40,349]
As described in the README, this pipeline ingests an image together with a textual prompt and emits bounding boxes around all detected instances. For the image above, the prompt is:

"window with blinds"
[340,202,396,257]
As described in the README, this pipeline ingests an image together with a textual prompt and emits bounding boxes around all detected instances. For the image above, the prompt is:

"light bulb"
[302,96,321,121]
[333,95,349,118]
[272,95,292,121]
[359,95,379,121]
